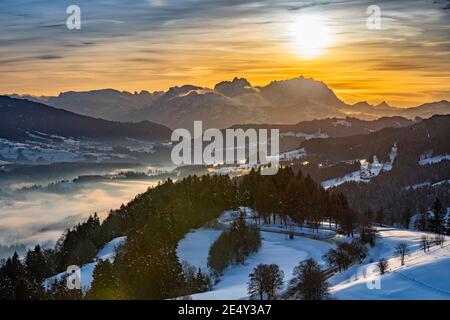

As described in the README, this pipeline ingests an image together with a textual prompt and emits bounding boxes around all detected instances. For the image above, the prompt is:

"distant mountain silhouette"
[10,77,450,129]
[344,99,450,120]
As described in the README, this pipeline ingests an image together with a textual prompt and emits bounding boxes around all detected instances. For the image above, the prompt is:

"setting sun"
[291,15,333,59]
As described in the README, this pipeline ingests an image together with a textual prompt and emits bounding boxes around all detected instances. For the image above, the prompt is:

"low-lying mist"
[0,179,158,258]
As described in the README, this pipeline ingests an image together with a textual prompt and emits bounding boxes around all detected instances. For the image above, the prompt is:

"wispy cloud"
[0,0,449,106]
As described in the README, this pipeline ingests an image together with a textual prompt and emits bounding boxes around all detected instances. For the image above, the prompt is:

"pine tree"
[364,208,374,222]
[48,277,82,300]
[401,208,412,229]
[87,260,121,300]
[431,198,445,234]
[25,245,52,282]
[375,208,384,226]
[416,209,429,231]
[0,272,14,300]
[447,215,450,235]
[194,268,210,292]
[3,252,25,281]
[1,252,45,300]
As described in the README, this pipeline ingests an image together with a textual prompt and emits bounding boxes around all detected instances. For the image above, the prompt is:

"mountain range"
[10,77,450,130]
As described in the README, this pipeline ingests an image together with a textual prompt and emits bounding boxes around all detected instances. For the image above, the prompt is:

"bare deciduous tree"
[434,234,445,248]
[289,259,329,300]
[248,264,284,300]
[395,242,409,266]
[377,258,389,275]
[420,236,429,253]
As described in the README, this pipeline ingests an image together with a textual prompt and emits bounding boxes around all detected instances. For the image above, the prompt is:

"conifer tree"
[431,198,445,234]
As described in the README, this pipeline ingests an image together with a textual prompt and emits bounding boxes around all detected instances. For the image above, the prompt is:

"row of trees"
[415,198,449,234]
[359,197,448,236]
[208,214,261,277]
[238,167,357,236]
[247,259,329,300]
[322,240,368,272]
[0,245,83,300]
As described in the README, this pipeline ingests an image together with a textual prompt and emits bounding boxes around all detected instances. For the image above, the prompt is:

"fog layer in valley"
[0,179,158,258]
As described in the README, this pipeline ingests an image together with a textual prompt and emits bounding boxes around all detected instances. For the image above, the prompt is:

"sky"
[0,0,449,106]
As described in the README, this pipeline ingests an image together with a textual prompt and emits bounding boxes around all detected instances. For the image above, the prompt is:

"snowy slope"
[177,228,223,273]
[419,154,450,166]
[178,212,450,300]
[321,170,364,189]
[44,236,126,292]
[321,144,397,189]
[280,132,329,140]
[329,228,450,300]
[404,179,450,190]
[95,236,127,262]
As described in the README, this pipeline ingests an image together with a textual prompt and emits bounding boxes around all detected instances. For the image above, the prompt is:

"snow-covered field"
[332,120,352,127]
[0,134,166,165]
[175,208,335,300]
[279,148,306,161]
[0,137,82,163]
[177,209,450,300]
[419,154,450,166]
[280,131,329,140]
[177,228,223,273]
[329,228,450,300]
[192,231,333,300]
[206,148,306,176]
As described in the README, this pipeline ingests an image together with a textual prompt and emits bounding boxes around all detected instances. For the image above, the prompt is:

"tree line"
[208,213,261,277]
[247,258,329,300]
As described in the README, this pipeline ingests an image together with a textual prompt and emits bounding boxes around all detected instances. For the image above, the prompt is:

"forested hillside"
[0,168,354,300]
[0,96,171,142]
[294,115,450,222]
[301,114,449,163]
